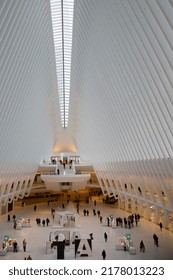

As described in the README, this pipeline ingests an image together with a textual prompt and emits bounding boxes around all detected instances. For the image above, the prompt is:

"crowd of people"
[3,195,166,260]
[36,217,50,227]
[79,199,164,259]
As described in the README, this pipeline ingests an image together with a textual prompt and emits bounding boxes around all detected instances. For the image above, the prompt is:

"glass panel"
[50,0,74,128]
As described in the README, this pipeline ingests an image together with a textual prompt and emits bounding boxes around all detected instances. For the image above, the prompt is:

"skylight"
[50,0,74,128]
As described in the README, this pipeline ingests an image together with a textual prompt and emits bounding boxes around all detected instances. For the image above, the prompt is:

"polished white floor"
[0,198,173,260]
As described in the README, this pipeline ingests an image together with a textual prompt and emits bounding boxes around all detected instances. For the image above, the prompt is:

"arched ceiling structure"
[69,0,173,227]
[0,0,173,227]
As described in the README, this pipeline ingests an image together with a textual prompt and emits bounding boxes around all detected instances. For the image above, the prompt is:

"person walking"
[102,249,106,260]
[13,241,18,252]
[14,220,17,229]
[153,233,157,245]
[46,218,50,226]
[153,233,159,246]
[159,222,163,231]
[97,210,100,217]
[23,239,27,252]
[76,203,79,214]
[104,232,108,242]
[155,235,159,247]
[27,255,32,260]
[140,240,145,252]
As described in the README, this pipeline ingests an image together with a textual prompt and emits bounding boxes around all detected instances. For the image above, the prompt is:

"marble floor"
[0,197,173,260]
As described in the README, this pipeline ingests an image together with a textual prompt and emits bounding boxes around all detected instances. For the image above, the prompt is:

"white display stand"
[0,238,19,256]
[54,210,78,228]
[46,241,54,254]
[54,230,70,245]
[16,218,31,229]
[21,218,31,227]
[16,222,22,230]
[129,247,136,254]
[75,239,92,257]
[111,220,116,228]
[115,236,126,250]
[115,236,136,255]
[0,246,7,255]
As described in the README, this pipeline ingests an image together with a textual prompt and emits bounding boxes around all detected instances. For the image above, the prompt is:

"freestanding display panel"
[51,240,65,259]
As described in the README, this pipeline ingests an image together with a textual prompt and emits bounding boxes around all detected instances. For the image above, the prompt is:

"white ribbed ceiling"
[70,0,173,163]
[0,0,173,225]
[69,0,173,228]
[0,0,60,201]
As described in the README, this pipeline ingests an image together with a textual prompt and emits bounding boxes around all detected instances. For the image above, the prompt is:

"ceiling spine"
[50,0,74,128]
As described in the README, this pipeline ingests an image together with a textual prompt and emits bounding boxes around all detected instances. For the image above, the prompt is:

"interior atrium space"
[0,0,173,260]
